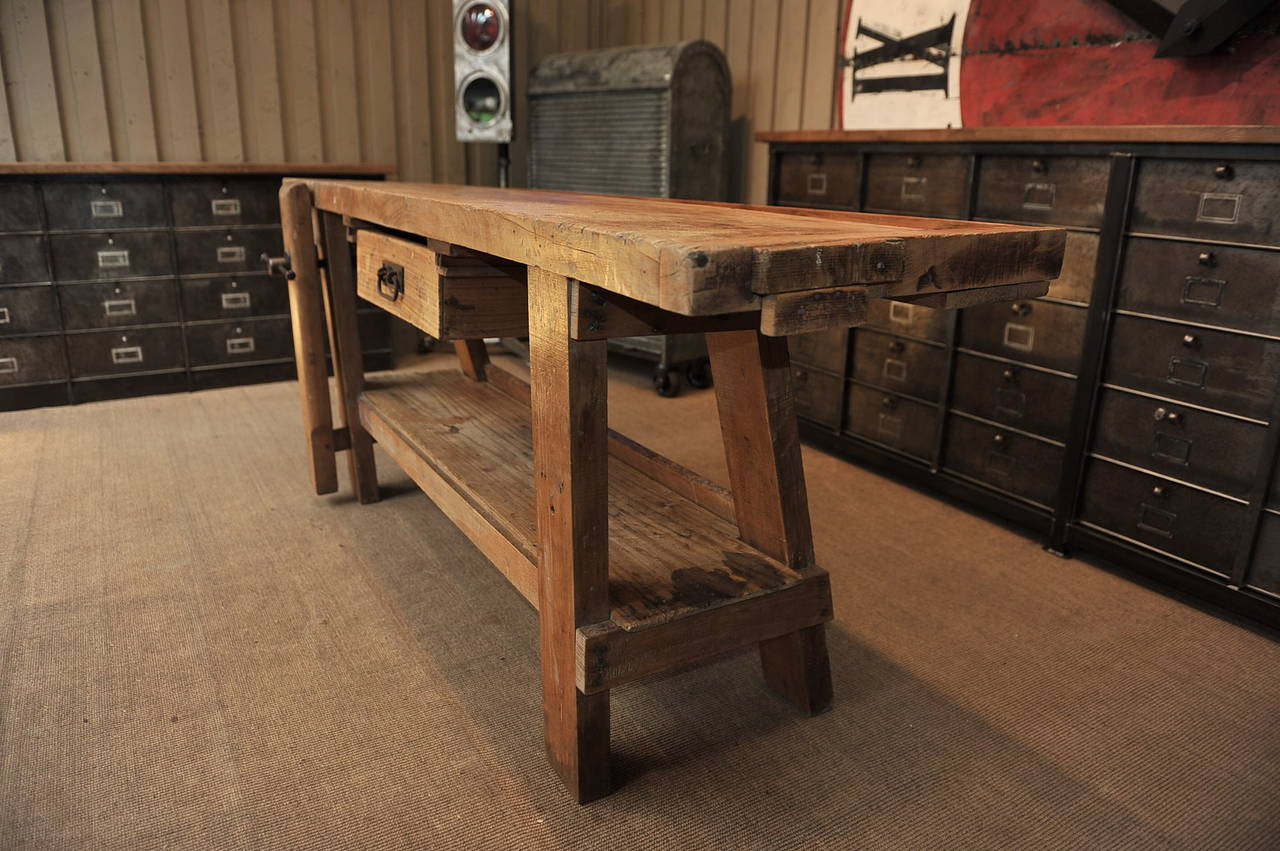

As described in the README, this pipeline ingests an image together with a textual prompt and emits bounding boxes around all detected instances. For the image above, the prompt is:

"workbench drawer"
[0,183,41,232]
[1130,158,1280,246]
[0,335,67,385]
[186,317,294,367]
[852,328,946,402]
[174,227,282,276]
[1117,237,1280,335]
[792,365,842,428]
[864,153,969,218]
[788,327,847,373]
[41,181,167,231]
[66,326,185,377]
[1248,513,1280,596]
[958,298,1087,375]
[845,384,938,461]
[168,178,282,227]
[949,352,1076,442]
[862,298,948,342]
[975,156,1109,228]
[48,231,173,281]
[1045,232,1098,305]
[1105,314,1280,421]
[0,285,60,337]
[179,274,290,320]
[58,279,180,330]
[1091,388,1266,500]
[1079,459,1247,577]
[942,415,1063,507]
[0,235,51,284]
[776,152,861,208]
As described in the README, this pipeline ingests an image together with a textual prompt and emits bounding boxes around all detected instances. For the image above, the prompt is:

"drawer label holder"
[226,336,256,355]
[1182,276,1225,308]
[0,307,9,325]
[90,200,124,218]
[1022,182,1056,211]
[211,198,242,217]
[1196,193,1241,225]
[217,245,247,264]
[111,345,143,365]
[97,249,131,269]
[221,291,252,310]
[806,173,828,196]
[102,298,137,317]
[0,356,17,374]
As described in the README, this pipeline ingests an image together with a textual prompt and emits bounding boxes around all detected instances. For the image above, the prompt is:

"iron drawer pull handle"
[1154,407,1182,425]
[1197,251,1215,266]
[881,396,897,409]
[1182,334,1199,348]
[906,155,922,168]
[376,262,405,302]
[792,368,807,381]
[1031,159,1047,173]
[993,433,1005,444]
[1214,164,1233,180]
[1002,367,1016,381]
[888,341,905,354]
[1152,485,1166,497]
[1010,302,1031,316]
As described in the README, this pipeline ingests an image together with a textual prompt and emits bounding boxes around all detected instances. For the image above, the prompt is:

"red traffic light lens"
[460,4,500,51]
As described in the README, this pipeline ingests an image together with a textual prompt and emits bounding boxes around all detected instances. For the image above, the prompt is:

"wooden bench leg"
[318,211,379,504]
[528,267,611,803]
[454,339,488,381]
[705,328,834,715]
[280,182,338,495]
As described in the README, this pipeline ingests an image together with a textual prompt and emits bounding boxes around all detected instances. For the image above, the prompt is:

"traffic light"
[453,1,513,143]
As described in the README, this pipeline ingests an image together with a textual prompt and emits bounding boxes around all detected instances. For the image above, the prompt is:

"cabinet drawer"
[0,285,60,336]
[1131,159,1280,246]
[41,180,167,231]
[1092,388,1266,500]
[1079,459,1247,576]
[175,227,282,275]
[852,328,946,402]
[975,156,1109,228]
[864,153,969,218]
[792,365,842,428]
[845,383,937,461]
[789,327,846,373]
[168,178,281,227]
[66,327,185,377]
[949,352,1075,442]
[180,275,290,320]
[48,232,173,281]
[1248,513,1280,597]
[942,415,1063,507]
[0,335,67,385]
[776,152,860,208]
[58,279,180,330]
[1117,238,1280,335]
[1046,232,1097,304]
[958,298,1087,374]
[1106,314,1280,421]
[0,235,51,284]
[0,183,41,231]
[862,298,948,342]
[186,317,294,367]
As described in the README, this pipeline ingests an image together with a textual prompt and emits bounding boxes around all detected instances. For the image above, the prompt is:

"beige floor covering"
[2,352,1278,850]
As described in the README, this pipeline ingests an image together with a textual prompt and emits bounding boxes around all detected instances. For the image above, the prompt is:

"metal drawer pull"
[1022,182,1055,210]
[1002,367,1017,381]
[906,155,922,168]
[0,307,9,325]
[1197,251,1215,266]
[1031,159,1048,174]
[900,176,927,201]
[226,336,256,354]
[1009,301,1032,316]
[887,340,905,354]
[1214,163,1234,180]
[1153,407,1182,425]
[792,368,807,381]
[103,298,137,317]
[1152,485,1165,497]
[217,245,247,264]
[97,249,131,268]
[376,261,405,302]
[221,292,251,309]
[0,356,17,374]
[992,432,1006,444]
[90,199,123,218]
[1182,334,1199,348]
[806,172,828,196]
[1196,192,1240,224]
[211,198,242,216]
[111,345,143,365]
[881,395,897,409]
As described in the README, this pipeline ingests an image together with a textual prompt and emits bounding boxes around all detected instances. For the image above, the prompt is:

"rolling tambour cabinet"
[0,163,391,411]
[760,126,1280,629]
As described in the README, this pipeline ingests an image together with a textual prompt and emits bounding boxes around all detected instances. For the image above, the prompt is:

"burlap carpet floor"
[2,352,1278,850]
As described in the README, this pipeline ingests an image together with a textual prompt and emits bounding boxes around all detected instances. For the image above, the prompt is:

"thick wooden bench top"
[300,180,1065,316]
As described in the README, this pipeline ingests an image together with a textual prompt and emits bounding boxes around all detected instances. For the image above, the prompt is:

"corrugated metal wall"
[0,0,842,202]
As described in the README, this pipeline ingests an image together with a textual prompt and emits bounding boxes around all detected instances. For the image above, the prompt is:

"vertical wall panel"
[725,0,755,202]
[772,0,809,134]
[801,0,839,129]
[682,0,703,38]
[427,0,465,183]
[703,0,728,45]
[0,54,16,160]
[747,0,780,203]
[390,0,433,181]
[354,0,397,166]
[314,0,361,162]
[49,0,113,160]
[230,0,285,161]
[141,0,201,159]
[273,0,324,162]
[96,0,159,161]
[642,0,663,44]
[1,0,67,160]
[188,0,244,162]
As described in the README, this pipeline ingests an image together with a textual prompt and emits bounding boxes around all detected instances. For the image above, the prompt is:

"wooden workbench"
[276,181,1065,802]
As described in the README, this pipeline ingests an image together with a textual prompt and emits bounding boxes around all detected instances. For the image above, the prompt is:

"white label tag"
[221,292,251,309]
[98,249,131,268]
[91,200,123,218]
[217,246,246,264]
[211,198,242,216]
[103,298,137,317]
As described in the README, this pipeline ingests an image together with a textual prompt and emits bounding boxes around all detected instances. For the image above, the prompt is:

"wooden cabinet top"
[0,161,393,176]
[757,126,1280,145]
[303,180,1064,317]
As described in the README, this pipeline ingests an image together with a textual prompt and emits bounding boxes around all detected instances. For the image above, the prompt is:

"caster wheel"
[685,358,713,389]
[654,367,682,397]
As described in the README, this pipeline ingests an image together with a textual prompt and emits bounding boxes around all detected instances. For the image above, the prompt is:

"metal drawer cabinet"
[844,383,938,461]
[66,326,185,377]
[0,183,41,231]
[179,274,289,321]
[168,178,282,227]
[186,317,294,367]
[1079,459,1248,577]
[1130,158,1280,246]
[174,227,283,276]
[975,156,1109,228]
[1117,237,1280,336]
[776,152,861,209]
[852,328,947,402]
[48,232,173,281]
[1249,512,1280,596]
[0,335,67,385]
[958,298,1087,375]
[1106,314,1280,421]
[789,326,847,373]
[1045,232,1098,304]
[863,153,969,218]
[0,235,51,284]
[58,279,180,330]
[949,352,1076,442]
[942,415,1064,508]
[0,285,60,336]
[792,365,843,428]
[1091,388,1267,500]
[41,181,167,231]
[862,298,948,343]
